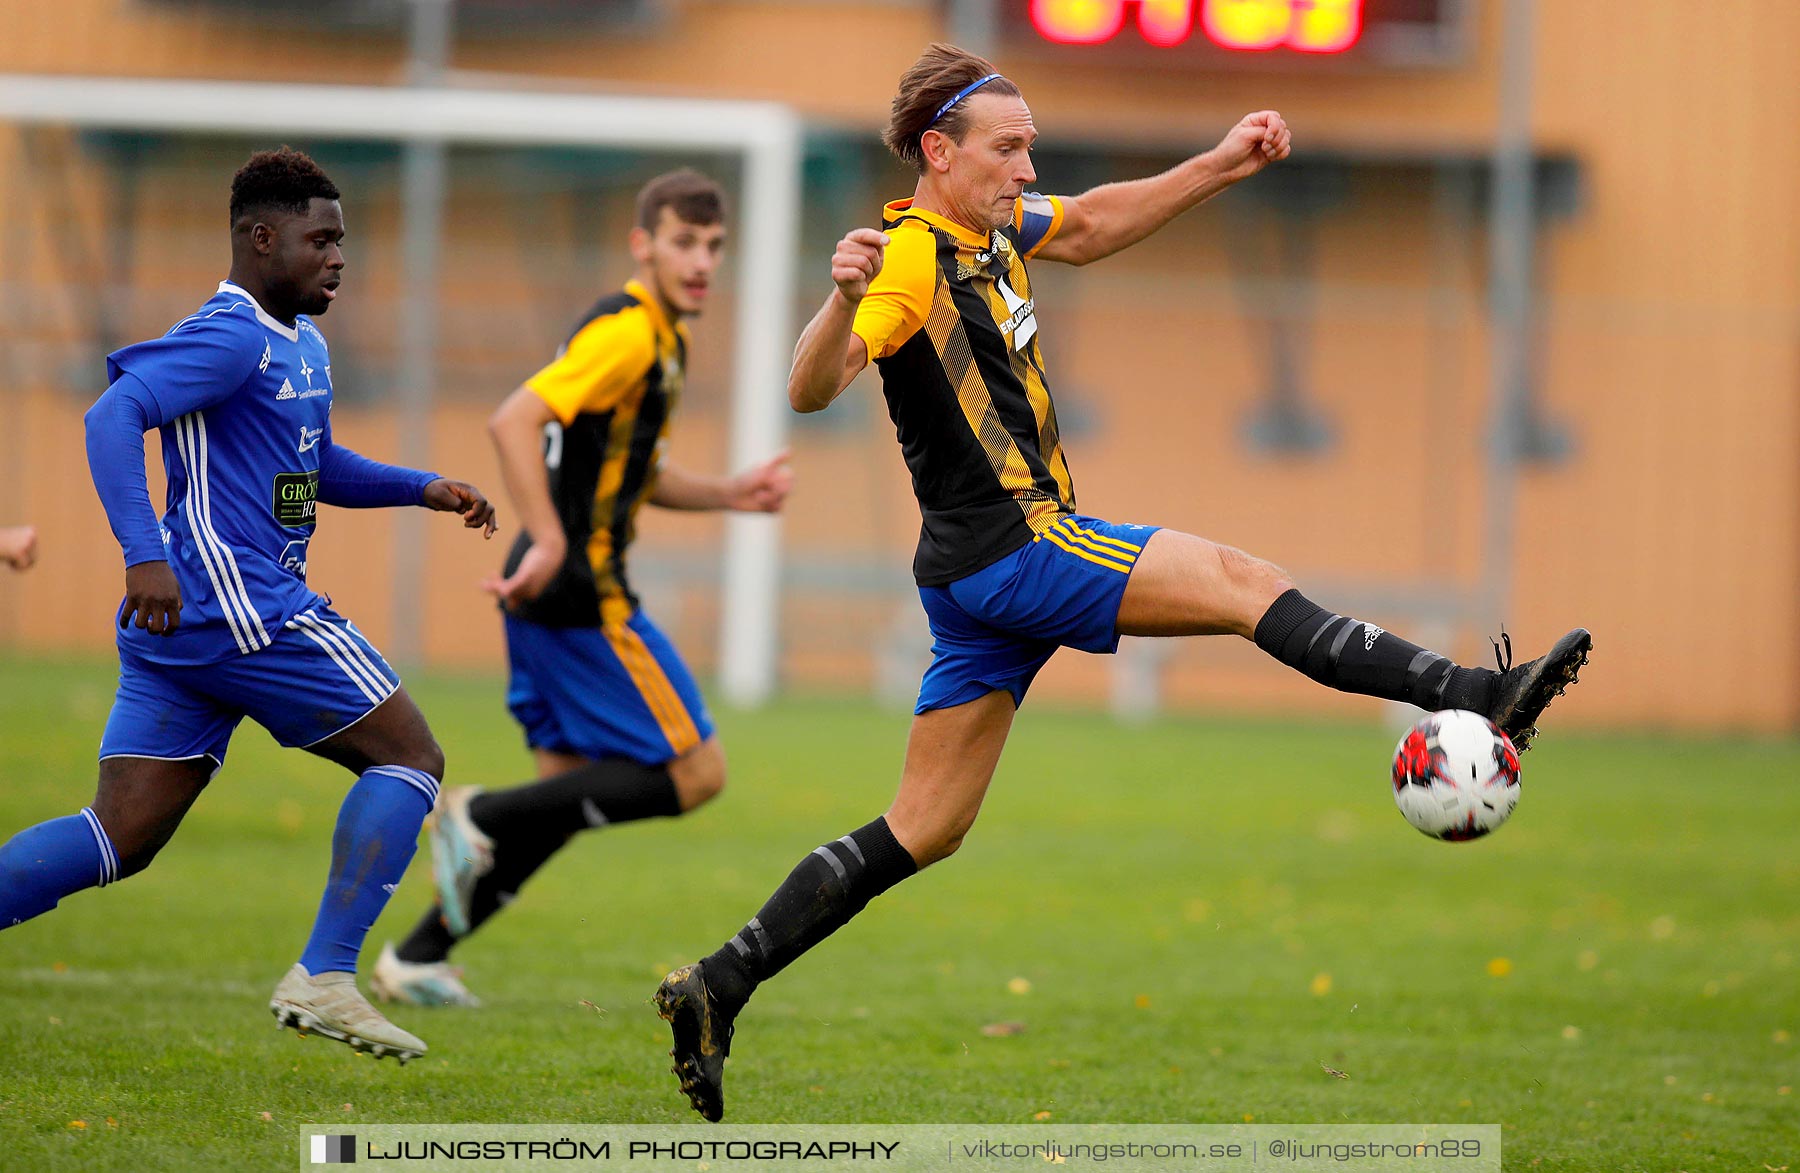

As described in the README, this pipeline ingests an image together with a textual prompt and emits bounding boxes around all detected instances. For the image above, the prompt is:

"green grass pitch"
[0,656,1794,1170]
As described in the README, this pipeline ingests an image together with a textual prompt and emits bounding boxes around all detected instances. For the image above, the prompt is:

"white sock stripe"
[367,765,440,804]
[290,620,385,705]
[173,415,253,654]
[189,414,270,647]
[78,808,104,885]
[79,807,117,886]
[90,809,119,883]
[384,765,441,799]
[291,608,394,701]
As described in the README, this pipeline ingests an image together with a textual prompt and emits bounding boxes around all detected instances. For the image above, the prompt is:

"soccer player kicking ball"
[654,43,1592,1121]
[371,170,791,1008]
[0,148,497,1063]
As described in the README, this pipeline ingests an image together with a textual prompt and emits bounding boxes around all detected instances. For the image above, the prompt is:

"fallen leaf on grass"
[1320,1062,1350,1080]
[578,1000,606,1016]
[1033,1111,1053,1121]
[981,1021,1028,1037]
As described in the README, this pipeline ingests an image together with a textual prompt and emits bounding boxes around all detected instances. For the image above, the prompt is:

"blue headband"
[928,73,1003,128]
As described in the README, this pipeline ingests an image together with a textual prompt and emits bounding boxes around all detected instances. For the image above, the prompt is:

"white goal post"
[0,72,801,706]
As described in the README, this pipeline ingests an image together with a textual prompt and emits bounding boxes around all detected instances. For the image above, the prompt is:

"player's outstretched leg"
[655,816,917,1122]
[1118,530,1591,750]
[656,693,1011,1122]
[0,809,122,928]
[1,757,210,929]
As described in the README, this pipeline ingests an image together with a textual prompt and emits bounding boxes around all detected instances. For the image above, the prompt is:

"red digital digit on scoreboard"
[1029,0,1366,54]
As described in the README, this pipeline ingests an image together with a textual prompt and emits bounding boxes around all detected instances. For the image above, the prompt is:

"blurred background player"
[654,43,1592,1121]
[0,526,38,571]
[0,147,497,1063]
[373,169,792,1008]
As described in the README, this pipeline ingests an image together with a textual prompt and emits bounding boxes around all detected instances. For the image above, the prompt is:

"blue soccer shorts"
[504,607,714,766]
[915,513,1161,714]
[98,604,401,767]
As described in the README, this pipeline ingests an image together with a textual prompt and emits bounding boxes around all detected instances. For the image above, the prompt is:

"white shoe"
[371,942,481,1008]
[429,786,494,937]
[270,963,427,1062]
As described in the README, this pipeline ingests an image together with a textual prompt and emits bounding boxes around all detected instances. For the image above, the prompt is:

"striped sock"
[700,817,917,1014]
[1253,589,1494,711]
[298,765,438,975]
[0,808,119,929]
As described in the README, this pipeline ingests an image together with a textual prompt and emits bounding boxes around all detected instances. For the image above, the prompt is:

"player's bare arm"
[650,453,793,513]
[788,228,887,412]
[1032,111,1292,266]
[483,384,566,607]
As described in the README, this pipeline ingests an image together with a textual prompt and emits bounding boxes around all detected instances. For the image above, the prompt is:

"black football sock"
[395,905,457,964]
[467,758,681,841]
[1253,589,1495,712]
[393,828,572,964]
[699,816,918,1015]
[393,761,679,965]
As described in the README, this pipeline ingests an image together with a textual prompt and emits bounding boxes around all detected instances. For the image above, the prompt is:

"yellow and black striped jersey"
[502,277,688,627]
[852,194,1076,585]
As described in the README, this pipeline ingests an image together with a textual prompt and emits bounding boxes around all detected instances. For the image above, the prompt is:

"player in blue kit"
[0,147,496,1063]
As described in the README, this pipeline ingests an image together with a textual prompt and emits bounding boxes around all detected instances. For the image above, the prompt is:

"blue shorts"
[916,514,1160,714]
[98,604,401,767]
[505,608,714,766]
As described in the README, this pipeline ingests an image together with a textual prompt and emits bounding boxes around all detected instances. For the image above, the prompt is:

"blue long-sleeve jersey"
[90,281,437,665]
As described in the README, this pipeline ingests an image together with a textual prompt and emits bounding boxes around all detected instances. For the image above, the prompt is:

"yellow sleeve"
[850,227,937,361]
[1013,192,1066,260]
[524,306,657,425]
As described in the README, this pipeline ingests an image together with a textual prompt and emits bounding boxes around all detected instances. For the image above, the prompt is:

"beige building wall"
[0,0,1794,731]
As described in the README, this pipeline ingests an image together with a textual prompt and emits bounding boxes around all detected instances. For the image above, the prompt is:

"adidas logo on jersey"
[275,378,296,400]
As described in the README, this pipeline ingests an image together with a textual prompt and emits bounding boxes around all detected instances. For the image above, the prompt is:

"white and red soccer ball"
[1391,710,1521,841]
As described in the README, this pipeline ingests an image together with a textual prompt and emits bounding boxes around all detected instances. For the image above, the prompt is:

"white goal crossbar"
[0,73,801,706]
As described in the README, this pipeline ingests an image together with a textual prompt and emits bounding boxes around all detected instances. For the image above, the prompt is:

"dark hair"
[635,169,727,232]
[229,146,340,225]
[882,43,1022,173]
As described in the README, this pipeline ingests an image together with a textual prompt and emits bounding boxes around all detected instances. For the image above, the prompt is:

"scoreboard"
[998,0,1469,67]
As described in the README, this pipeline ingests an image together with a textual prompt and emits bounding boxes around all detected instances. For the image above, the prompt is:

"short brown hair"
[882,43,1022,173]
[635,169,727,232]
